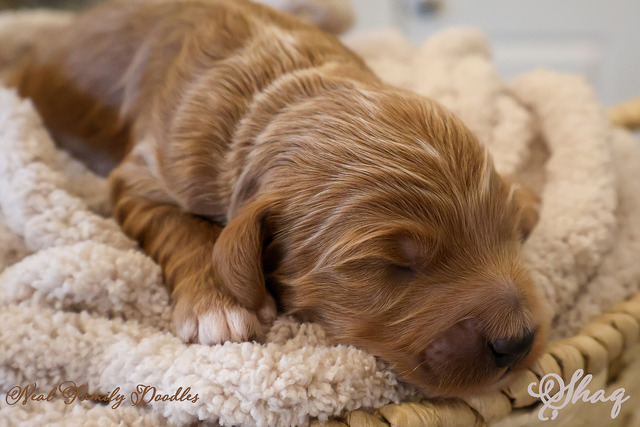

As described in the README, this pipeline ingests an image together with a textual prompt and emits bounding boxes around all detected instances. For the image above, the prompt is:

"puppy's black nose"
[489,331,535,368]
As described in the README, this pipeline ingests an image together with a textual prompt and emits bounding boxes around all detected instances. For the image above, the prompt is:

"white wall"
[348,0,640,108]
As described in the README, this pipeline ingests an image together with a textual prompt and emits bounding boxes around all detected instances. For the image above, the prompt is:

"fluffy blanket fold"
[1,9,640,427]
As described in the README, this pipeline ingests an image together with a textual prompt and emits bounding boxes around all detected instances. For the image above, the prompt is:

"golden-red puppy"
[5,0,549,395]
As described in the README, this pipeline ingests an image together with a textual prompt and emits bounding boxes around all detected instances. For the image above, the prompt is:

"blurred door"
[350,0,640,106]
[0,0,101,9]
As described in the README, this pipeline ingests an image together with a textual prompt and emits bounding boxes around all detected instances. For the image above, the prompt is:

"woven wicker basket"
[314,107,640,427]
[609,96,640,131]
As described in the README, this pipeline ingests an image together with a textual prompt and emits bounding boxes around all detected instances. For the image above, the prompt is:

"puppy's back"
[4,0,363,171]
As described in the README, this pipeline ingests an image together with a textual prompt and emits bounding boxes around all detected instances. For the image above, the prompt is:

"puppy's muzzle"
[422,318,538,391]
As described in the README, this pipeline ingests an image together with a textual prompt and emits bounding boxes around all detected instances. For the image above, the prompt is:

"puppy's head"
[214,84,549,396]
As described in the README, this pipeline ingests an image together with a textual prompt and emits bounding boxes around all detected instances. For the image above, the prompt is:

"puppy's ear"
[211,198,275,311]
[503,177,541,242]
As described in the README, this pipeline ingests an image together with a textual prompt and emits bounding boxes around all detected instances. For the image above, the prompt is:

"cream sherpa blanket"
[1,6,640,427]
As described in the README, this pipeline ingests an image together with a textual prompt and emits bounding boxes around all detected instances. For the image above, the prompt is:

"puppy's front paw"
[172,287,277,345]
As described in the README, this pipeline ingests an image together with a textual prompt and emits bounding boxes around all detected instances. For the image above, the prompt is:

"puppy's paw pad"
[197,307,261,345]
[173,295,277,345]
[176,317,198,343]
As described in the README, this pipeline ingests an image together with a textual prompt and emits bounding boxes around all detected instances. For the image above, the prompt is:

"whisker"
[409,359,428,374]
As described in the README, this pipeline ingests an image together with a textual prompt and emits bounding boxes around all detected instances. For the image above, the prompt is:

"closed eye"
[337,258,416,283]
[387,263,416,283]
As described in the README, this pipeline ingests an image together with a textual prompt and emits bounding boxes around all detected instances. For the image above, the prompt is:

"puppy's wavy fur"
[5,0,548,395]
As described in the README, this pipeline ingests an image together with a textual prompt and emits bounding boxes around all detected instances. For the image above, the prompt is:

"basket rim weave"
[608,96,640,130]
[318,291,640,427]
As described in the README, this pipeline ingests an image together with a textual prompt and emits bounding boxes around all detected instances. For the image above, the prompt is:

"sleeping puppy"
[5,0,549,396]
